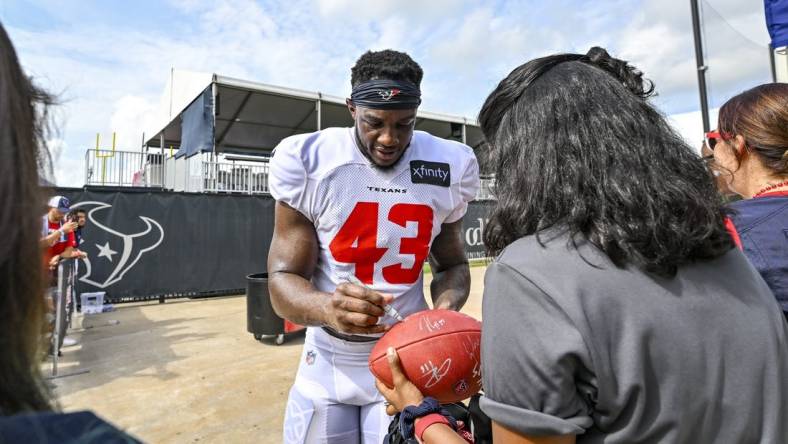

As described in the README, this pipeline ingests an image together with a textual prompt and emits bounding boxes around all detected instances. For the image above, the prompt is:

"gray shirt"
[480,233,788,443]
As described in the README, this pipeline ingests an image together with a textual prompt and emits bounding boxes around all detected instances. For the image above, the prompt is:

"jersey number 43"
[328,202,433,285]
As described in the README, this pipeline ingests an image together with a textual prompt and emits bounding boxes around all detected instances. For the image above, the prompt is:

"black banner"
[56,187,493,302]
[58,187,274,303]
[461,200,494,260]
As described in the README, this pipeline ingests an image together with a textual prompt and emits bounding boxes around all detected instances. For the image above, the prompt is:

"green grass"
[422,259,489,276]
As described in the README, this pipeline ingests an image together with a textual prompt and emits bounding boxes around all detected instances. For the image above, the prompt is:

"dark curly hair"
[479,47,733,276]
[350,49,423,87]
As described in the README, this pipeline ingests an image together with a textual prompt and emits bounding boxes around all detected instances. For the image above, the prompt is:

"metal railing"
[202,161,270,194]
[83,148,495,200]
[85,149,166,187]
[48,259,89,379]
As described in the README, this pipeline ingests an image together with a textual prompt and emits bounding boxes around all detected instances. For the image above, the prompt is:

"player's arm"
[427,219,470,311]
[267,201,391,334]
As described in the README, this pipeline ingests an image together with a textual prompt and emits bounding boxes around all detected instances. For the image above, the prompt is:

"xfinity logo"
[410,160,451,187]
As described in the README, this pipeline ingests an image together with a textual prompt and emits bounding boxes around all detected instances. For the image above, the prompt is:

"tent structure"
[766,0,788,48]
[766,0,788,81]
[145,72,485,159]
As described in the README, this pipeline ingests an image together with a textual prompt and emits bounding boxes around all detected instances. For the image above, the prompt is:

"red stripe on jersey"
[724,217,743,250]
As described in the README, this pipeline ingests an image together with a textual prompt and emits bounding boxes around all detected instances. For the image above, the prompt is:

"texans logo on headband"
[351,79,420,109]
[377,88,401,101]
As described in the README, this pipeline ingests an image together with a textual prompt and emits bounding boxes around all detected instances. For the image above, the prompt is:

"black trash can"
[246,273,304,345]
[246,273,282,341]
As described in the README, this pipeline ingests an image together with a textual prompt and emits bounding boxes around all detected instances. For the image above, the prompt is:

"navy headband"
[350,79,421,110]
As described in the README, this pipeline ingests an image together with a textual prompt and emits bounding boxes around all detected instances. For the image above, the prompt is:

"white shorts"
[283,327,392,444]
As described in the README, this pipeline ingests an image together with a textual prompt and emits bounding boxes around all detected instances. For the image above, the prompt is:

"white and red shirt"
[269,127,479,323]
[43,216,76,265]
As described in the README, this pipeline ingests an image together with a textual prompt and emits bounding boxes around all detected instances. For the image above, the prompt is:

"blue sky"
[1,0,773,186]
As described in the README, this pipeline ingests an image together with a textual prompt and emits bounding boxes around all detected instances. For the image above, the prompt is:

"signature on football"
[419,316,446,333]
[464,337,482,386]
[420,358,452,388]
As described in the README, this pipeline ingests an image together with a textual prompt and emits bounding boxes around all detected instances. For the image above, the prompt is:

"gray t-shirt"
[480,233,788,443]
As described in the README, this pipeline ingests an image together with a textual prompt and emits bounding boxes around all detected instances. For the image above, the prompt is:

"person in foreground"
[0,21,138,443]
[707,83,788,318]
[376,47,788,443]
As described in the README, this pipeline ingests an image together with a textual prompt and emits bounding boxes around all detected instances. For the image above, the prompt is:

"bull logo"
[377,88,401,101]
[72,201,164,289]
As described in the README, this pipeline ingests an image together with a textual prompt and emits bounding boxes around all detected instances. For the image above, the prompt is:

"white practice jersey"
[269,127,479,324]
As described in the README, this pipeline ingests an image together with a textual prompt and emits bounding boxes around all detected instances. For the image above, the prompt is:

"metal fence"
[202,161,270,194]
[85,149,166,187]
[83,148,495,199]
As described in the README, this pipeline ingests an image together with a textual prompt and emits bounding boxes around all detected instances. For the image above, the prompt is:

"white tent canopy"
[146,70,485,158]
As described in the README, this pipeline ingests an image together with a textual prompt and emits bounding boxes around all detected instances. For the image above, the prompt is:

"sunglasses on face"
[704,130,733,150]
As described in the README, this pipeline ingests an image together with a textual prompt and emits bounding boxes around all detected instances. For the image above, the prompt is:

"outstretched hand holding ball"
[375,347,425,416]
[370,309,482,405]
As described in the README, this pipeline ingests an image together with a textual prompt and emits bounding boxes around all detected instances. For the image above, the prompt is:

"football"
[369,309,482,403]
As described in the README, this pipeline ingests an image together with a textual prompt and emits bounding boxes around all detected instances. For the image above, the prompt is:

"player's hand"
[77,250,88,259]
[324,282,393,335]
[375,347,424,415]
[48,255,60,270]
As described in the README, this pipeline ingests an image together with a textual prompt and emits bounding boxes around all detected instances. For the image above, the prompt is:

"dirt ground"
[51,266,487,443]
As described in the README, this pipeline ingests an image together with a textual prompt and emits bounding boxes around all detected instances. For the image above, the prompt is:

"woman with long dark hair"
[0,17,55,416]
[376,48,788,443]
[709,83,788,317]
[0,22,137,442]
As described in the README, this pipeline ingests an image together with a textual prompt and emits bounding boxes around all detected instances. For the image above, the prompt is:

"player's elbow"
[267,271,290,318]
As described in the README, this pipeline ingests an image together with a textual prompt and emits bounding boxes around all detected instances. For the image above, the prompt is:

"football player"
[268,49,480,444]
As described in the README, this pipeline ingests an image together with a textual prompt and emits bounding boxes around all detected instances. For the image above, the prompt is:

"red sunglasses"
[704,130,732,150]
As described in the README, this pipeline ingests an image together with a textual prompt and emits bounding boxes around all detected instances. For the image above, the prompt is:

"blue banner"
[765,0,788,48]
[176,86,214,158]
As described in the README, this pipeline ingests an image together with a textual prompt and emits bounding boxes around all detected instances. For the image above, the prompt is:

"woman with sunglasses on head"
[376,48,788,444]
[708,83,788,319]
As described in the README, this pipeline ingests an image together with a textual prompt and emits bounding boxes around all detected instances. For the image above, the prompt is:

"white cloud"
[317,0,470,23]
[4,0,772,187]
[110,95,160,151]
[46,138,84,187]
[616,0,772,112]
[7,0,361,187]
[667,107,720,152]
